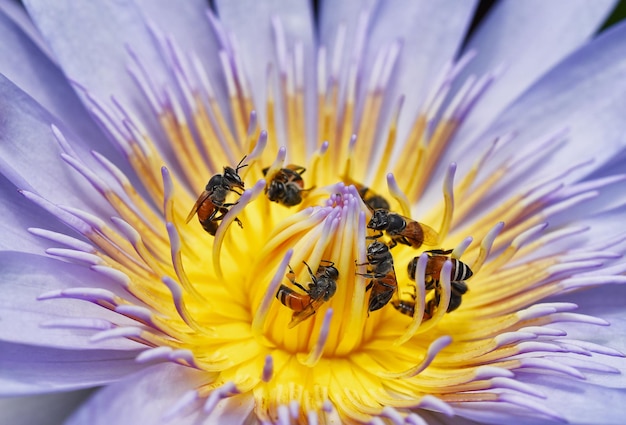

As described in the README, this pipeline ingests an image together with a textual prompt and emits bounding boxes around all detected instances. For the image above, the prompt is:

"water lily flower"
[2,0,626,424]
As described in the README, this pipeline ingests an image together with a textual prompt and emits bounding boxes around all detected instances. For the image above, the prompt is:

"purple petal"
[551,284,626,357]
[454,0,617,145]
[514,375,626,425]
[0,10,128,170]
[547,177,626,229]
[360,0,477,141]
[215,0,316,144]
[0,0,54,60]
[0,340,143,395]
[418,410,483,425]
[0,389,94,425]
[432,19,626,209]
[320,0,477,143]
[65,363,254,425]
[22,0,170,139]
[452,378,626,425]
[0,251,142,350]
[0,75,120,216]
[0,175,66,253]
[134,0,228,110]
[520,206,626,274]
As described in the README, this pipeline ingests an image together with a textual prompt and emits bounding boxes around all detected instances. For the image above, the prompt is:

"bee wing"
[285,164,306,175]
[185,190,212,224]
[288,298,325,328]
[418,221,439,246]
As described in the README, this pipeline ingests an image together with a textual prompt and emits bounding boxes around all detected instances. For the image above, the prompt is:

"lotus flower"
[1,1,626,424]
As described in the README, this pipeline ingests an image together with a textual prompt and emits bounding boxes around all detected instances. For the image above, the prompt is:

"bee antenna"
[236,155,249,172]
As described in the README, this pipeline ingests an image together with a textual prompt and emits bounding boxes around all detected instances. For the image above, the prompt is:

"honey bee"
[276,260,339,328]
[356,184,391,211]
[390,295,417,317]
[367,209,439,249]
[404,249,473,318]
[263,164,310,207]
[185,157,247,235]
[356,241,398,313]
[342,177,391,211]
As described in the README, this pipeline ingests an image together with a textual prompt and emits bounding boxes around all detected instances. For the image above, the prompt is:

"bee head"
[367,209,389,230]
[266,180,286,201]
[324,265,339,281]
[322,278,337,301]
[223,166,245,190]
[366,241,389,262]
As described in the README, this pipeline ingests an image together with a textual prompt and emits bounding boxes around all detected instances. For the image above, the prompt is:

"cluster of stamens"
[181,145,484,349]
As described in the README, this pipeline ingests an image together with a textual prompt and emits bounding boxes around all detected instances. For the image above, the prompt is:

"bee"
[356,185,390,211]
[356,241,398,313]
[263,164,310,207]
[391,294,417,317]
[185,157,247,235]
[342,177,391,211]
[367,209,439,249]
[405,249,473,318]
[276,260,339,328]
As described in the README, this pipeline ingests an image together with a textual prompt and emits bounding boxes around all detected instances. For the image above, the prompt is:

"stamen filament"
[298,308,334,367]
[470,221,504,274]
[213,180,266,279]
[252,250,294,337]
[451,237,473,259]
[378,335,452,379]
[438,163,456,244]
[337,211,368,353]
[161,276,208,334]
[387,173,412,217]
[393,252,428,346]
[415,260,452,334]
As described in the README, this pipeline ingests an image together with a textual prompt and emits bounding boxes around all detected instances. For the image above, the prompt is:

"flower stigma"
[29,11,626,425]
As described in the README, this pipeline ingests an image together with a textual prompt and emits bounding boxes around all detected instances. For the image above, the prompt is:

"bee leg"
[234,217,243,228]
[286,265,297,283]
[401,236,415,246]
[366,232,384,240]
[401,289,417,299]
[288,280,308,293]
[303,261,316,281]
[206,207,222,222]
[423,299,437,320]
[358,272,385,282]
[387,239,398,249]
[424,278,437,291]
[392,299,416,317]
